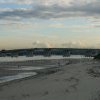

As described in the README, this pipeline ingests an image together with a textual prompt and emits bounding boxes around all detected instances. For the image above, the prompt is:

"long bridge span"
[0,48,100,57]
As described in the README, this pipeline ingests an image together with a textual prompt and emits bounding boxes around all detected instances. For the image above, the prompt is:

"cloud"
[33,41,53,48]
[0,0,100,20]
[49,23,65,28]
[60,41,87,48]
[32,40,100,48]
[0,0,33,5]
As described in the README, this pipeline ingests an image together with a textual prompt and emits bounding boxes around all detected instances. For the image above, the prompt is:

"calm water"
[0,72,37,84]
[0,55,92,84]
[0,55,88,62]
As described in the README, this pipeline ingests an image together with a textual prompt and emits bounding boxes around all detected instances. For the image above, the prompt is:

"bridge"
[0,48,100,57]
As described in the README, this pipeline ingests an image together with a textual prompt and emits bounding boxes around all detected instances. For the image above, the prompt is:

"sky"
[0,0,100,49]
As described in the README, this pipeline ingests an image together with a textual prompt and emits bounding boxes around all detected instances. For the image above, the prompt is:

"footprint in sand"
[54,79,60,82]
[42,91,49,96]
[64,77,79,83]
[22,93,30,98]
[65,89,70,93]
[90,91,100,100]
[65,77,79,93]
[65,85,77,93]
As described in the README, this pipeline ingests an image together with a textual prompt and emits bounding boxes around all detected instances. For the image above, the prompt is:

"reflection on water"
[0,55,89,62]
[0,56,64,62]
[9,66,45,71]
[0,55,92,84]
[0,66,46,84]
[0,72,37,83]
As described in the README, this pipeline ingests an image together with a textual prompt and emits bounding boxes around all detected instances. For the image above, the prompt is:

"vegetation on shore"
[94,53,100,59]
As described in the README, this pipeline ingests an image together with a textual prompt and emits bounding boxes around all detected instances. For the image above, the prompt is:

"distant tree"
[1,49,6,53]
[94,53,100,59]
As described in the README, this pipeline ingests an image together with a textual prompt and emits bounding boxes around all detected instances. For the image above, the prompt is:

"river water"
[0,55,89,62]
[0,55,92,84]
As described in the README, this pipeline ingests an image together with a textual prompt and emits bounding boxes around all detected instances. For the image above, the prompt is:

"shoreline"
[0,65,61,87]
[0,58,99,100]
[0,58,71,86]
[0,58,92,86]
[0,58,86,87]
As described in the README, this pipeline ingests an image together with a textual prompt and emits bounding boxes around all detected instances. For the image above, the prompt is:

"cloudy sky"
[0,0,100,49]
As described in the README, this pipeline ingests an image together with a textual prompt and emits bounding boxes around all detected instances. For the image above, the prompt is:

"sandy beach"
[0,58,100,100]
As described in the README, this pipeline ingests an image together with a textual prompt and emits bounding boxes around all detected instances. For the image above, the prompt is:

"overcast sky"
[0,0,100,49]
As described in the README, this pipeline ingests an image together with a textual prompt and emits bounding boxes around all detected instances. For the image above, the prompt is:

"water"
[0,56,64,62]
[0,66,42,84]
[0,55,88,62]
[9,66,45,71]
[0,55,91,84]
[0,72,37,83]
